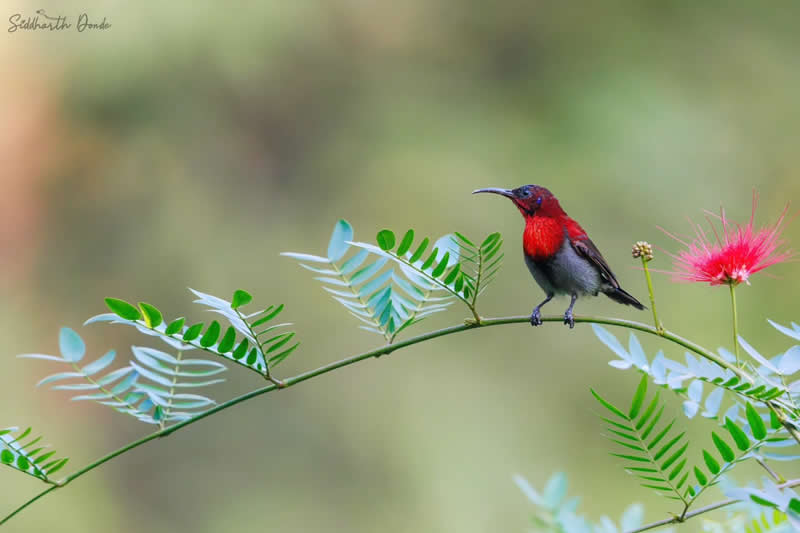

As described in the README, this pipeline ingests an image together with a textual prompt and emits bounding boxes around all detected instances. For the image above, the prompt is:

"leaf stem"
[233,308,275,377]
[159,351,184,430]
[684,434,770,515]
[756,457,784,483]
[641,257,663,334]
[729,282,740,366]
[0,314,752,526]
[330,261,393,343]
[69,362,141,417]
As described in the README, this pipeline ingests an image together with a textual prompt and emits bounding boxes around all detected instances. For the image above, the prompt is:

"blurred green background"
[2,1,800,531]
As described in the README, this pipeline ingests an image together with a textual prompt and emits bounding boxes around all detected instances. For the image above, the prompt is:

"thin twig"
[626,478,800,533]
[0,314,771,526]
[756,457,784,483]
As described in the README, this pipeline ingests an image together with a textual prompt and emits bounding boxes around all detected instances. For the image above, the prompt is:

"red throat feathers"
[523,215,588,261]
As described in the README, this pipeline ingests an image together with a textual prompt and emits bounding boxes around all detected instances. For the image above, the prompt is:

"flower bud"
[632,241,654,262]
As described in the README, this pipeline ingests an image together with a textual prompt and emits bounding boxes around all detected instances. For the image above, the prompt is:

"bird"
[473,184,645,328]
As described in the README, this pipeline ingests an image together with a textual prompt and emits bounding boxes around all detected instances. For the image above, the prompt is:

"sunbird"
[473,185,645,328]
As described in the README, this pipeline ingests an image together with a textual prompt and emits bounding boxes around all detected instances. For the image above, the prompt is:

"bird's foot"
[530,308,543,327]
[563,310,575,329]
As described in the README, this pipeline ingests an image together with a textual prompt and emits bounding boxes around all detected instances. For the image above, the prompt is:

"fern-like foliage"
[593,326,793,418]
[19,327,224,425]
[593,375,776,505]
[284,220,504,340]
[0,427,68,483]
[452,231,504,308]
[129,346,226,427]
[283,220,460,342]
[350,227,495,320]
[85,288,298,379]
[592,375,693,503]
[592,325,800,465]
[19,327,158,423]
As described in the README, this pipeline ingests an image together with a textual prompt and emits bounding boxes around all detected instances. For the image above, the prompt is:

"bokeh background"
[2,1,800,531]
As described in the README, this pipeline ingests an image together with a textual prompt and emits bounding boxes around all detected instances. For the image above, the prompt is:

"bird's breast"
[523,217,565,261]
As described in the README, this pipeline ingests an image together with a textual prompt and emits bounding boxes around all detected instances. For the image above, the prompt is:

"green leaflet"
[711,432,735,462]
[139,303,163,328]
[199,321,221,348]
[629,376,648,418]
[165,317,185,336]
[702,450,721,475]
[726,417,751,451]
[745,403,767,440]
[231,290,253,309]
[396,230,415,256]
[105,297,141,321]
[183,323,203,341]
[0,427,68,483]
[376,229,396,251]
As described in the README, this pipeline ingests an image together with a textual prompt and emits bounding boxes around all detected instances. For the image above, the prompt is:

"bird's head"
[472,184,563,218]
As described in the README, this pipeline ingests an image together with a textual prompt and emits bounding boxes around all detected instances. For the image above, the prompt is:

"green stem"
[641,258,663,334]
[730,282,740,366]
[0,314,751,527]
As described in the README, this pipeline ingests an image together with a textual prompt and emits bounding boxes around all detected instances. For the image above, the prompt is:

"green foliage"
[0,427,68,483]
[453,231,504,306]
[284,220,460,341]
[284,220,504,341]
[231,289,252,309]
[87,289,299,377]
[592,376,774,504]
[592,375,692,503]
[139,303,163,328]
[349,227,493,308]
[103,297,141,321]
[592,326,794,421]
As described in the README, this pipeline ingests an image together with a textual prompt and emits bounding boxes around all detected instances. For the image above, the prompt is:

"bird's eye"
[521,188,531,197]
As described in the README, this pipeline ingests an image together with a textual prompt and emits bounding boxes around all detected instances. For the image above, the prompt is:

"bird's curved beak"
[472,187,514,198]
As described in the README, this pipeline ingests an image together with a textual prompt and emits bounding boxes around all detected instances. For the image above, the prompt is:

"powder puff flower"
[660,193,793,286]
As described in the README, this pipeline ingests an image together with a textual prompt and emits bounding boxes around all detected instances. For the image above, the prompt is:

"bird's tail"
[605,287,646,310]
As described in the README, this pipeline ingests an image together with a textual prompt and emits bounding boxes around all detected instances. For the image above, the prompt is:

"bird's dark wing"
[570,237,621,289]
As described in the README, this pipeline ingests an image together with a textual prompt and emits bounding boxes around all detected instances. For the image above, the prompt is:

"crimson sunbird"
[473,184,645,328]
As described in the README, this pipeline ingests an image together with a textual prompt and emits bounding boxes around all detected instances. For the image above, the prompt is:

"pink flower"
[659,193,794,286]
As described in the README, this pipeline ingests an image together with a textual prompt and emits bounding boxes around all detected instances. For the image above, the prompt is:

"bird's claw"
[563,311,575,329]
[530,308,542,327]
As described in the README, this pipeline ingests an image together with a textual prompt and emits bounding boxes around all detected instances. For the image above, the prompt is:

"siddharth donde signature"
[8,9,111,33]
